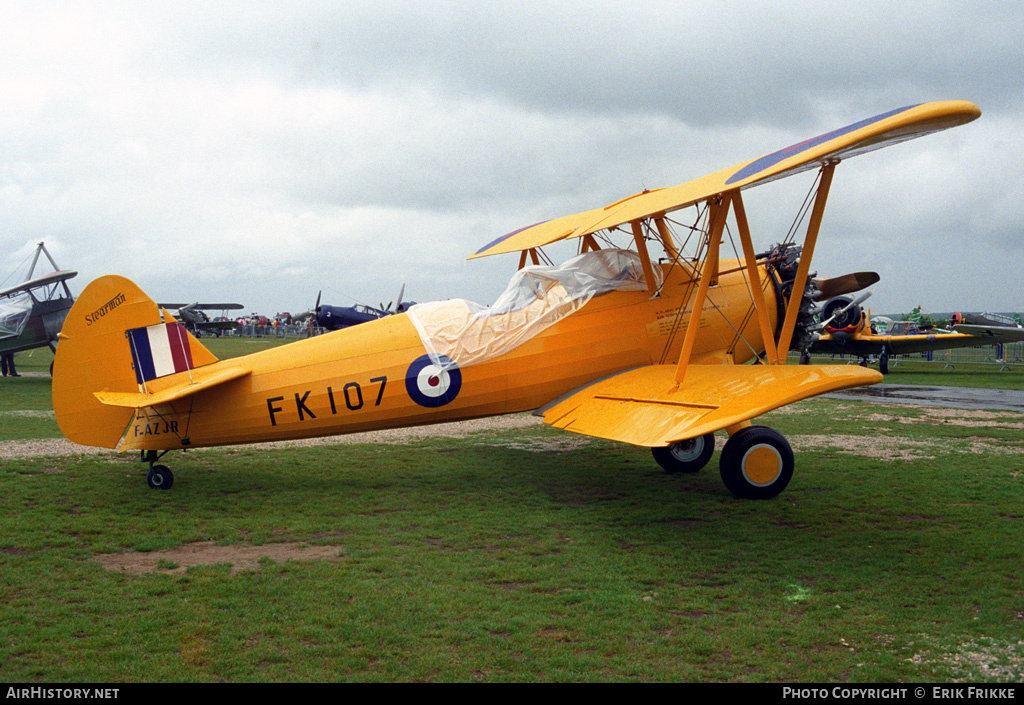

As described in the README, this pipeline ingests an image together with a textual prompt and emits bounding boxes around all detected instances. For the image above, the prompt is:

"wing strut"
[580,233,602,253]
[630,221,658,296]
[732,191,781,365]
[653,217,681,261]
[674,193,730,385]
[775,162,837,359]
[517,248,541,270]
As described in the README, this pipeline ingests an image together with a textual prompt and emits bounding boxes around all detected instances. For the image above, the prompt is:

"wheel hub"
[741,444,783,486]
[670,437,703,462]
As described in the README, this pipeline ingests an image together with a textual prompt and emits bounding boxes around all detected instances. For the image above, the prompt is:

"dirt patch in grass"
[3,414,544,459]
[862,408,1024,429]
[94,541,343,575]
[918,407,1023,420]
[0,439,115,459]
[790,434,938,460]
[909,636,1024,682]
[488,436,592,453]
[790,432,1024,460]
[263,414,543,449]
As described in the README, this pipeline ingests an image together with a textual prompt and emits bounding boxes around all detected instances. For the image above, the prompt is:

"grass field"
[1,338,1022,682]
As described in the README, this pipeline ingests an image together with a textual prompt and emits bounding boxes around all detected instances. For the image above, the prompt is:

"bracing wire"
[0,250,36,290]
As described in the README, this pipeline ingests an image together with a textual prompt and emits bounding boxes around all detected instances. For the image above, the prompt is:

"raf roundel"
[405,354,462,408]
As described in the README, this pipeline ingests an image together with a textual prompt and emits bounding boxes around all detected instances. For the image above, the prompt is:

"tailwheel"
[652,433,715,474]
[719,426,793,499]
[146,464,174,490]
[141,450,174,490]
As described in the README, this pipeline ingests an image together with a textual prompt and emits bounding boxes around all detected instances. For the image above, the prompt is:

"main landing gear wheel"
[879,351,890,374]
[652,433,715,474]
[146,464,174,490]
[719,426,793,499]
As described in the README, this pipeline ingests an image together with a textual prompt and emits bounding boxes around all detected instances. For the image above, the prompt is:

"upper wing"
[158,303,245,311]
[539,363,880,447]
[0,270,77,299]
[470,101,980,259]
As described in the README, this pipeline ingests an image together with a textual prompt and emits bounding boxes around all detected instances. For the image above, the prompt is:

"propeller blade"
[315,290,322,312]
[816,292,872,330]
[813,272,880,301]
[395,283,406,311]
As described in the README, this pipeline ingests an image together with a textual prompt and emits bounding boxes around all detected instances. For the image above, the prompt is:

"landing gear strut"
[141,450,174,490]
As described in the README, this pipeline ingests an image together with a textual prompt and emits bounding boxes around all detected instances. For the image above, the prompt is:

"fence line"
[217,324,328,339]
[796,341,1024,370]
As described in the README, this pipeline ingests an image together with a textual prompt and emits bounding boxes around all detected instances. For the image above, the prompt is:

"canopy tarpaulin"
[0,293,32,339]
[406,249,659,369]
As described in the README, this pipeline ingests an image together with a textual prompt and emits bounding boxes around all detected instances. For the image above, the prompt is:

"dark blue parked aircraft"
[304,284,415,331]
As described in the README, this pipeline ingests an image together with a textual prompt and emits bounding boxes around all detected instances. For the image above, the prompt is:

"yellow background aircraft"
[52,100,981,499]
[810,295,1018,373]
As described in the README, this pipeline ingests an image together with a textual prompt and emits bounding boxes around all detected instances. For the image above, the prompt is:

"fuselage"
[122,259,780,451]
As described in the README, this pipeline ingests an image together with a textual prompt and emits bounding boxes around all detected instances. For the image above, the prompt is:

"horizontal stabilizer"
[95,366,251,409]
[541,364,881,447]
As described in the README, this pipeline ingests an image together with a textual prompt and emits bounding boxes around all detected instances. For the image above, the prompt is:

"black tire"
[652,433,715,474]
[719,426,793,499]
[879,352,890,374]
[147,465,174,490]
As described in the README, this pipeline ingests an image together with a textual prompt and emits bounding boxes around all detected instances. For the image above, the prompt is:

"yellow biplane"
[53,100,981,498]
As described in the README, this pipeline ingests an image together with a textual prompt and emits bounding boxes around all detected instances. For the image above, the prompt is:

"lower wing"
[539,364,880,447]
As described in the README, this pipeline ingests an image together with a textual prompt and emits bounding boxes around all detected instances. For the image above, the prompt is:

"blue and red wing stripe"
[725,105,920,186]
[473,221,550,256]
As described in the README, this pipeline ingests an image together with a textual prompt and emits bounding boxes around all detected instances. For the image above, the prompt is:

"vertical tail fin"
[52,275,217,448]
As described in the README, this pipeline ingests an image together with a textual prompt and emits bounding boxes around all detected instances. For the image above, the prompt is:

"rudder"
[52,275,217,448]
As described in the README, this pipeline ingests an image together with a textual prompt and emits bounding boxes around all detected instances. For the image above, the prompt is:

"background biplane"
[53,100,981,499]
[808,294,1022,373]
[157,302,244,337]
[0,242,76,374]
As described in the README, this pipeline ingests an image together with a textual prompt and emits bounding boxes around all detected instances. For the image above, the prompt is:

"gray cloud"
[1,1,1020,316]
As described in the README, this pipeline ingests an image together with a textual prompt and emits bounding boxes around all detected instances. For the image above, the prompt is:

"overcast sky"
[1,1,1021,318]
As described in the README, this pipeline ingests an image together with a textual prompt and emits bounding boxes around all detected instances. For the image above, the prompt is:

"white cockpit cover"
[406,249,659,369]
[0,293,32,339]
